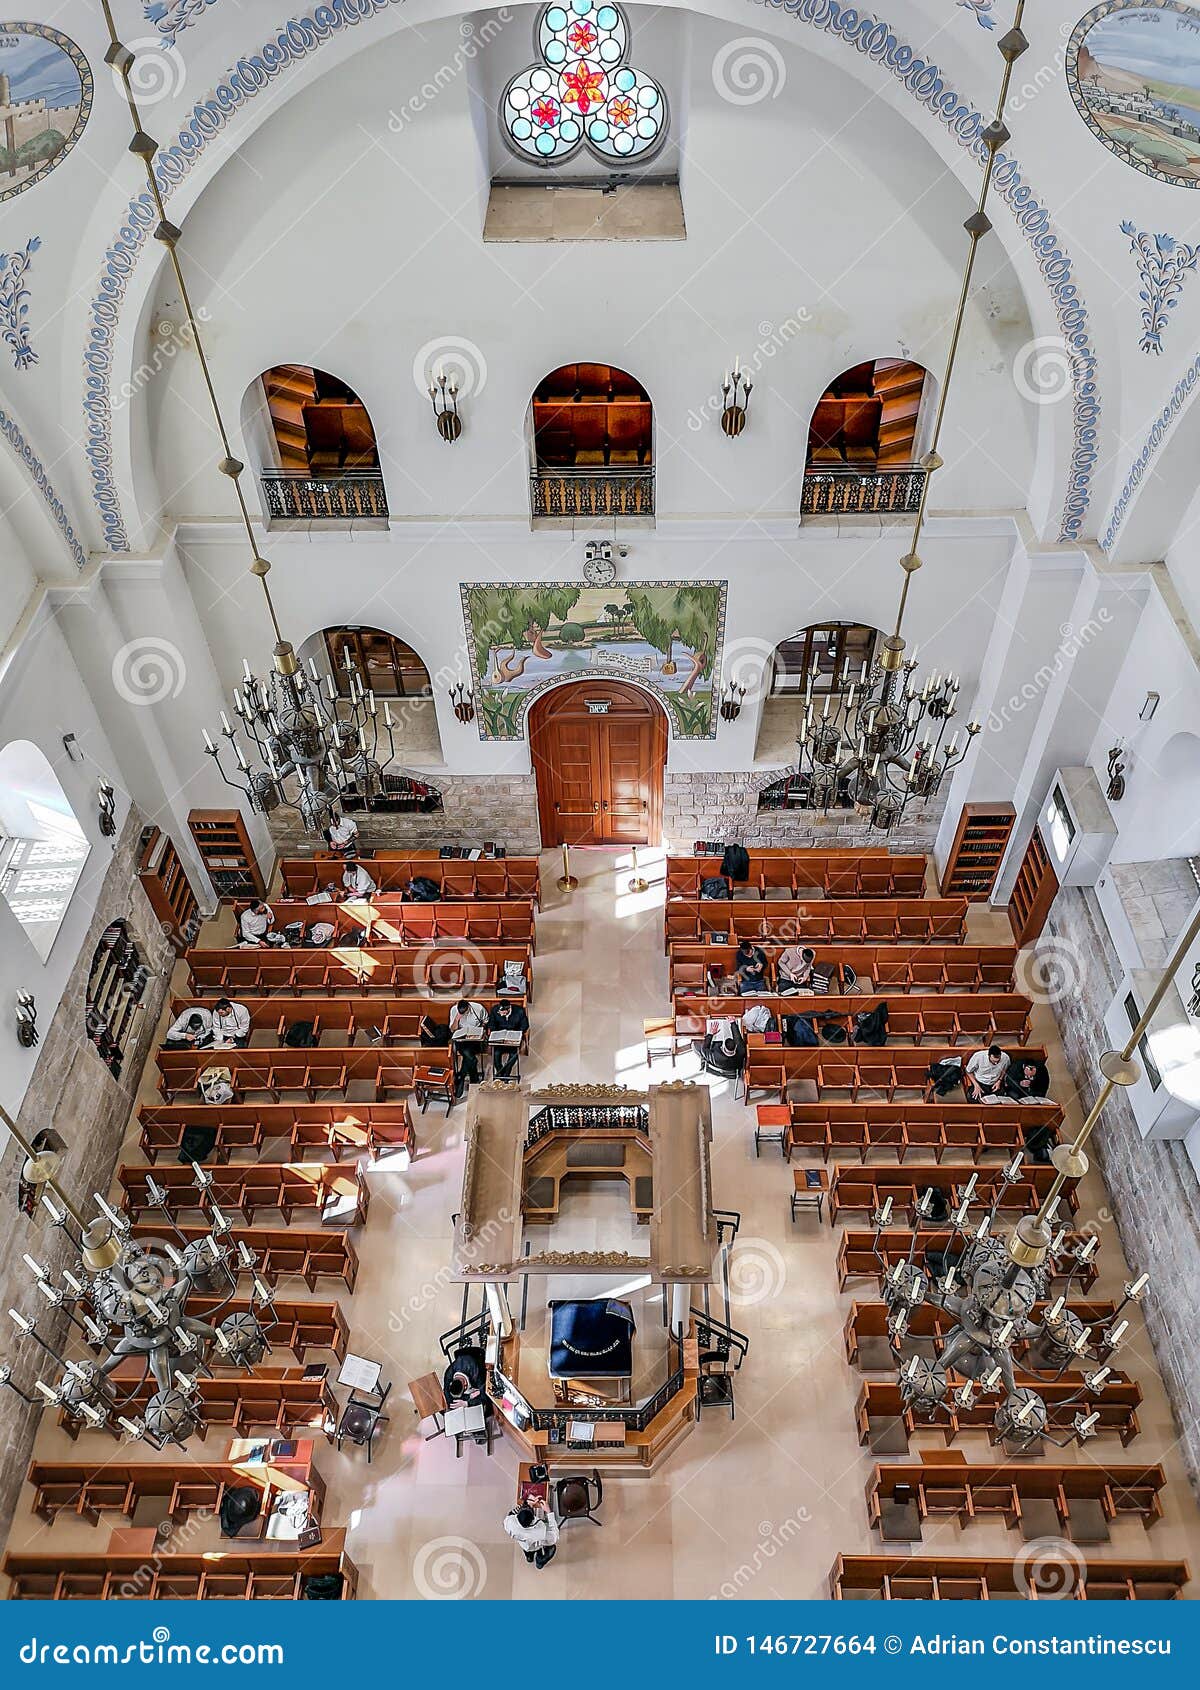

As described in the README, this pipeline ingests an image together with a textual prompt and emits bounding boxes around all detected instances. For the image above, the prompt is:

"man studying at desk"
[449,998,489,1093]
[164,1007,212,1049]
[211,998,251,1049]
[239,900,275,946]
[488,998,528,1079]
[339,858,377,900]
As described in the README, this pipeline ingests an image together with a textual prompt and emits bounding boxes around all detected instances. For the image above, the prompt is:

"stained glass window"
[501,2,668,166]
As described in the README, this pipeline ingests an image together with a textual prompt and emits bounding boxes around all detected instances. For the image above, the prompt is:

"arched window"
[769,622,882,697]
[253,365,387,520]
[320,627,433,700]
[529,363,653,519]
[803,360,931,514]
[0,739,90,960]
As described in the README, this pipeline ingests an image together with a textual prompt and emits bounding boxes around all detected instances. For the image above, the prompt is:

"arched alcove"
[247,364,388,521]
[768,621,883,697]
[803,360,933,515]
[0,739,90,961]
[528,362,654,520]
[295,626,445,776]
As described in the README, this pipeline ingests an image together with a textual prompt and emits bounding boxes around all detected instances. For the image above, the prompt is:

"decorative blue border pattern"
[0,236,41,371]
[1101,353,1200,551]
[146,1,223,44]
[0,407,88,569]
[83,0,1099,550]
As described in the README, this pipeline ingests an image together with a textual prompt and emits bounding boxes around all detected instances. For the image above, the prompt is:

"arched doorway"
[530,681,666,847]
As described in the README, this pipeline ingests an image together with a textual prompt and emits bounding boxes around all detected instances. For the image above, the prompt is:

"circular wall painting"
[0,22,92,205]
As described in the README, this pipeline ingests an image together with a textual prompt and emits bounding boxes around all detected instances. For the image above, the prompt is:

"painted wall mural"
[0,233,39,369]
[460,581,726,740]
[1121,221,1200,350]
[1068,2,1200,187]
[0,24,92,205]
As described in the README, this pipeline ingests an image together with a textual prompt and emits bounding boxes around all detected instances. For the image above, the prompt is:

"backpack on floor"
[284,1020,317,1048]
[178,1124,218,1164]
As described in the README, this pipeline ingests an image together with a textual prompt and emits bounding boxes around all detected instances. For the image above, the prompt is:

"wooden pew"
[743,1042,1049,1105]
[670,943,1018,995]
[830,1551,1187,1600]
[780,1100,1060,1163]
[118,1162,370,1226]
[666,851,927,899]
[190,1297,348,1362]
[130,1222,358,1291]
[234,899,535,946]
[280,852,541,902]
[167,994,523,1049]
[4,1531,357,1600]
[57,1367,338,1445]
[855,1377,1143,1449]
[664,897,967,948]
[843,1300,1120,1368]
[137,1100,416,1164]
[27,1453,328,1528]
[828,1162,1074,1225]
[187,943,533,1000]
[675,993,1033,1046]
[865,1460,1167,1537]
[836,1229,1098,1293]
[156,1046,414,1103]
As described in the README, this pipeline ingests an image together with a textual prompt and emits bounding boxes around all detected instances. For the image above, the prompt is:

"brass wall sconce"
[430,369,462,442]
[720,681,747,722]
[1106,744,1126,802]
[98,781,117,838]
[16,994,38,1049]
[720,361,752,437]
[449,683,475,724]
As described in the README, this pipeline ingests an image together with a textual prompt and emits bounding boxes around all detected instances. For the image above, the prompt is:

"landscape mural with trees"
[460,581,727,739]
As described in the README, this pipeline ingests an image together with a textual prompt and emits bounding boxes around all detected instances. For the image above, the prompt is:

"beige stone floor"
[7,847,1200,1600]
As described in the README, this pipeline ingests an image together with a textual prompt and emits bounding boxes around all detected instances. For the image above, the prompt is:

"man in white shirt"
[965,1044,1010,1099]
[450,998,489,1092]
[164,1006,212,1049]
[239,901,274,945]
[324,811,359,855]
[340,859,377,899]
[211,997,251,1049]
[504,1499,559,1568]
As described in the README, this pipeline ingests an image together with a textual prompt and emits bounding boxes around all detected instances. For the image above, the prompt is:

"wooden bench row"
[670,943,1018,995]
[4,1535,356,1601]
[280,852,541,902]
[743,1042,1048,1104]
[118,1162,370,1227]
[237,899,535,945]
[770,1100,1060,1163]
[524,1129,653,1225]
[136,1101,415,1165]
[836,1230,1098,1293]
[678,993,1033,1045]
[844,1300,1119,1370]
[665,897,968,948]
[156,1046,416,1103]
[187,943,532,999]
[865,1460,1167,1536]
[167,993,525,1049]
[828,1161,1073,1226]
[58,1368,337,1444]
[27,1455,328,1528]
[830,1552,1186,1600]
[130,1223,358,1291]
[856,1377,1142,1449]
[666,851,927,899]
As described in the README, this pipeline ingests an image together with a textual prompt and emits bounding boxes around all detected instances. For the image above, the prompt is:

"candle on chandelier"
[202,729,215,754]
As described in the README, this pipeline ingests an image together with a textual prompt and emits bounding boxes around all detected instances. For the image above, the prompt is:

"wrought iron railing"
[261,469,389,520]
[527,1103,650,1145]
[692,1308,750,1371]
[438,1308,492,1363]
[801,464,926,516]
[531,466,654,519]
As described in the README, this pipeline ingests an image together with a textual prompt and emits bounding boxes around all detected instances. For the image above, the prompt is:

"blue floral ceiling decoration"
[0,234,40,370]
[145,1,221,46]
[1121,221,1200,352]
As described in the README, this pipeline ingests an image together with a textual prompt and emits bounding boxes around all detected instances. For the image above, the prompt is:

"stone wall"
[0,810,174,1552]
[662,770,949,854]
[1047,887,1200,1499]
[266,775,542,855]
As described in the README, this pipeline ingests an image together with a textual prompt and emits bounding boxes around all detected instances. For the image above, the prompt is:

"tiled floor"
[8,847,1200,1600]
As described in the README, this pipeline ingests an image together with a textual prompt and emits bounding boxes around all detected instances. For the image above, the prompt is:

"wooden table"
[755,1103,791,1159]
[791,1166,829,1223]
[408,1372,447,1437]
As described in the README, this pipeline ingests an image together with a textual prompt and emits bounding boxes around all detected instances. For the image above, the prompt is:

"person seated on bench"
[733,939,769,994]
[239,900,275,946]
[164,1006,212,1049]
[488,997,528,1079]
[694,1018,747,1079]
[210,997,251,1049]
[504,1498,558,1569]
[340,858,377,900]
[449,998,489,1093]
[1003,1055,1051,1103]
[965,1044,1010,1099]
[777,943,816,995]
[323,809,359,856]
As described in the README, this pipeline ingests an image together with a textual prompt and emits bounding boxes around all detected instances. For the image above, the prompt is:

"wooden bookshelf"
[1009,827,1059,949]
[939,802,1016,902]
[188,809,266,903]
[137,826,200,953]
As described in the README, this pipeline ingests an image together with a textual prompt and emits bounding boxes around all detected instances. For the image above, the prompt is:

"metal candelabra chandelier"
[0,1115,275,1451]
[793,651,981,831]
[872,1159,1148,1450]
[203,645,403,834]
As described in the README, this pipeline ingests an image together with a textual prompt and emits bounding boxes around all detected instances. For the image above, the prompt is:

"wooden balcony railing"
[261,470,388,520]
[531,467,654,520]
[802,464,926,516]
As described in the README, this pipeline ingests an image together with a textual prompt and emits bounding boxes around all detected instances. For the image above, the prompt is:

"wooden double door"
[530,682,666,847]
